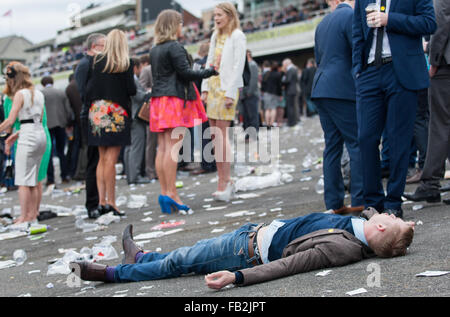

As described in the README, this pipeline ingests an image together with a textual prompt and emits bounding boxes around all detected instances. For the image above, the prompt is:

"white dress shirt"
[368,0,392,64]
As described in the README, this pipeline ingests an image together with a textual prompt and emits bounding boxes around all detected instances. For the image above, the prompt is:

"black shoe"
[98,205,109,215]
[105,204,125,217]
[87,208,101,219]
[384,208,403,218]
[403,187,441,203]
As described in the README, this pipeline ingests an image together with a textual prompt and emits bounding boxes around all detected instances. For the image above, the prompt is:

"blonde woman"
[85,29,136,216]
[0,63,47,225]
[149,10,218,214]
[201,2,247,202]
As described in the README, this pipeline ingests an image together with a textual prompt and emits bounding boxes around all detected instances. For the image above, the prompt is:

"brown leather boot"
[122,224,143,265]
[69,261,107,282]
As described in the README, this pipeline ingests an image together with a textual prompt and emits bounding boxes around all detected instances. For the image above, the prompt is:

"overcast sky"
[0,0,237,44]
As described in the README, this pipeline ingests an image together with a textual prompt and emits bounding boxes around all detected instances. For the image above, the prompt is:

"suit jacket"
[352,0,437,90]
[300,66,316,99]
[139,65,153,90]
[429,0,450,66]
[41,86,73,130]
[239,208,377,286]
[312,3,355,101]
[131,77,149,120]
[282,66,299,96]
[202,29,247,100]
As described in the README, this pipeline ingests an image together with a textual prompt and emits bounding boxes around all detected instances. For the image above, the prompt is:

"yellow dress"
[207,33,239,121]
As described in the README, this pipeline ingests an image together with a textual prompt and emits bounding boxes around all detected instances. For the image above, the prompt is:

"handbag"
[137,100,150,122]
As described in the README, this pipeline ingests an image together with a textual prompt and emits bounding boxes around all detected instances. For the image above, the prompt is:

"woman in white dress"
[0,62,47,225]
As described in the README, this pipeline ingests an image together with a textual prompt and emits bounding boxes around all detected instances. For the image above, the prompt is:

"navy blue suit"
[311,3,364,210]
[352,0,436,212]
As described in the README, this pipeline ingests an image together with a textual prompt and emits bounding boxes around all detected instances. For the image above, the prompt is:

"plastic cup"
[366,3,380,27]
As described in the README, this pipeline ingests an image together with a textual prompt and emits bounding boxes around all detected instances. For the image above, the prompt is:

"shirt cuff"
[234,271,244,285]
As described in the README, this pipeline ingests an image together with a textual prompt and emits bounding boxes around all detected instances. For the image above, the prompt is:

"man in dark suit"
[404,0,450,205]
[74,33,105,219]
[352,0,436,217]
[311,0,364,214]
[282,58,299,127]
[300,58,318,116]
[70,208,414,286]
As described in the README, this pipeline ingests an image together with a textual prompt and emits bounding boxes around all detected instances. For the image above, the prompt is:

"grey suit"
[139,65,157,179]
[419,0,450,192]
[124,77,149,184]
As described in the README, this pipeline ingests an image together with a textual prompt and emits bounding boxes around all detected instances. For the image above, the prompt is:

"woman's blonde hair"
[3,61,34,101]
[215,2,241,36]
[154,10,182,45]
[95,29,130,73]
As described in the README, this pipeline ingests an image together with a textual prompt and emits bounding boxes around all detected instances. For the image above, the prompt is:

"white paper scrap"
[346,288,367,296]
[316,270,332,277]
[416,271,450,277]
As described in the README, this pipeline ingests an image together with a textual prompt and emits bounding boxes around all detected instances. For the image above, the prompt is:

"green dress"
[3,95,52,183]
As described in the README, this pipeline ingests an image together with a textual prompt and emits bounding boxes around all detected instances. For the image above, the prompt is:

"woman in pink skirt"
[149,10,218,214]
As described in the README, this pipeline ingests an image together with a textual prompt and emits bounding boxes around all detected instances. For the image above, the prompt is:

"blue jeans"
[113,223,259,282]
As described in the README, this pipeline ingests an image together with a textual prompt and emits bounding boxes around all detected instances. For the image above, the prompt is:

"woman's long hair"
[3,61,35,102]
[154,9,182,45]
[95,29,130,73]
[215,2,241,36]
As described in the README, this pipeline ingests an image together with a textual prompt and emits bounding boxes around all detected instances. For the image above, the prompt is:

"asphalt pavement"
[0,116,449,299]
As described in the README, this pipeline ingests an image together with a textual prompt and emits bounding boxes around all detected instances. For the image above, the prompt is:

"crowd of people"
[0,0,448,291]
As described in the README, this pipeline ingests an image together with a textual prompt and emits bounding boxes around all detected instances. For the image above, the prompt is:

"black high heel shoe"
[105,204,126,217]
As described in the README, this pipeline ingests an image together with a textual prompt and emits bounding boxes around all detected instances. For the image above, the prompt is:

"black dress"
[85,56,136,146]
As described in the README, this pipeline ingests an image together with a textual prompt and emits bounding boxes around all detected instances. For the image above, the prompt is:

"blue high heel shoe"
[158,195,194,215]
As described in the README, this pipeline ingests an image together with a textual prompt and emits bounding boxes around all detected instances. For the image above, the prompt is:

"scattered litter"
[0,231,28,241]
[211,228,226,233]
[0,260,16,270]
[75,218,106,233]
[208,221,219,225]
[412,205,424,211]
[206,206,227,211]
[203,198,214,202]
[46,283,54,289]
[176,181,184,188]
[237,193,260,199]
[151,220,185,231]
[127,195,147,209]
[235,171,291,192]
[84,236,98,241]
[345,288,367,296]
[13,249,27,266]
[416,221,423,225]
[315,270,332,277]
[28,270,40,274]
[116,196,127,207]
[231,200,244,204]
[140,285,154,290]
[416,271,449,277]
[270,207,282,212]
[95,212,120,226]
[315,177,324,194]
[300,176,312,182]
[115,289,129,294]
[141,217,153,222]
[224,210,256,218]
[134,228,183,240]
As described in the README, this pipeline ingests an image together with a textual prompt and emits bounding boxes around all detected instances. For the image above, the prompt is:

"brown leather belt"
[248,223,265,266]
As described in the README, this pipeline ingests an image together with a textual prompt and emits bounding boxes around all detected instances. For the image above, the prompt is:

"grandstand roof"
[76,0,135,25]
[0,35,34,63]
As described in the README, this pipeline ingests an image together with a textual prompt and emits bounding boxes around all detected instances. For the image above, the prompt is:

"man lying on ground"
[70,208,414,289]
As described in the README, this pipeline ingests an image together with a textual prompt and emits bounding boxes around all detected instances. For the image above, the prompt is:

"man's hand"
[429,65,438,78]
[205,271,235,290]
[367,11,388,28]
